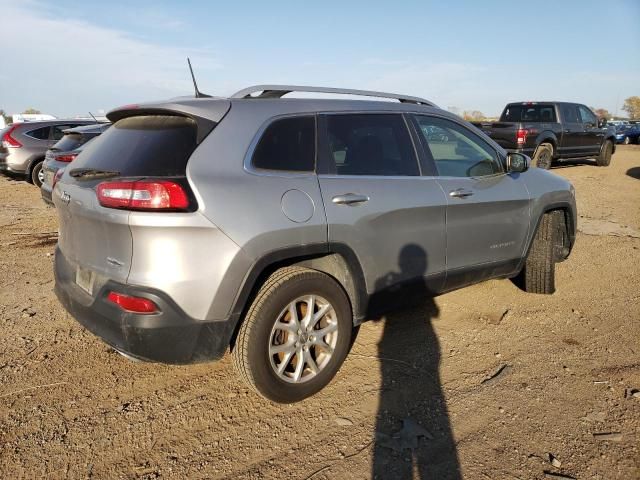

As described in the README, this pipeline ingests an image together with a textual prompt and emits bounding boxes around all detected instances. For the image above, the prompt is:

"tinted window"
[252,116,315,172]
[323,114,418,176]
[25,126,50,140]
[69,115,197,176]
[51,133,86,152]
[578,105,597,125]
[501,105,556,122]
[414,115,503,177]
[560,104,580,123]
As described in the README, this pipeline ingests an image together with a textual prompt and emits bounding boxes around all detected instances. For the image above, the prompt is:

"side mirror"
[598,118,607,128]
[506,152,530,173]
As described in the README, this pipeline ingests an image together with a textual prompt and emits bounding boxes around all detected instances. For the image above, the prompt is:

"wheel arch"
[520,203,575,270]
[534,135,558,157]
[26,155,45,178]
[227,244,368,350]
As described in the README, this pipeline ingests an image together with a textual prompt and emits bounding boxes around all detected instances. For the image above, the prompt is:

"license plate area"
[75,266,95,295]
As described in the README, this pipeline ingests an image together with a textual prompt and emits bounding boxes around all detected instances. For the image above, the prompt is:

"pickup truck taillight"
[516,128,528,146]
[1,125,22,148]
[96,180,191,211]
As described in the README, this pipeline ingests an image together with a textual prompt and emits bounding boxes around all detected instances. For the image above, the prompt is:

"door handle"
[332,193,370,205]
[449,188,474,198]
[564,129,571,133]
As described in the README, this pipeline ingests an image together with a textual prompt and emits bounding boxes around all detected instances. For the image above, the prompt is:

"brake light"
[107,292,158,314]
[96,180,190,211]
[56,153,78,163]
[516,128,528,145]
[52,168,65,189]
[2,125,22,148]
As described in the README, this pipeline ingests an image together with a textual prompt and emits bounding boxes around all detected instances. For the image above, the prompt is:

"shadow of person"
[371,244,461,479]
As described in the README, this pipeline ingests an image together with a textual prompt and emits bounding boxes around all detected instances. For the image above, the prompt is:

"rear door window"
[25,126,51,140]
[251,116,315,172]
[560,104,580,123]
[320,113,419,176]
[69,115,198,176]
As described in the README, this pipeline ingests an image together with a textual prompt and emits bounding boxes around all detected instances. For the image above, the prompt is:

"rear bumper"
[41,183,54,205]
[54,247,236,364]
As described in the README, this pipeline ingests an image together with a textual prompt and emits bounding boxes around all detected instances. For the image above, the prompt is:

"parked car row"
[614,123,640,145]
[0,119,107,187]
[48,85,578,402]
[40,123,111,204]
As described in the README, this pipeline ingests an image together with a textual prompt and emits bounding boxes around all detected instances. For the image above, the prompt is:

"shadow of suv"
[53,85,577,402]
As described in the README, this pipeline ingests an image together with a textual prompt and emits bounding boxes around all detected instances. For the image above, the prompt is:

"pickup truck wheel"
[597,140,613,167]
[533,143,553,169]
[519,212,559,294]
[232,266,352,403]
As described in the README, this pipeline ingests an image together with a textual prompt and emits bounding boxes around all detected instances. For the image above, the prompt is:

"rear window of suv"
[500,105,557,123]
[52,133,86,152]
[70,115,197,176]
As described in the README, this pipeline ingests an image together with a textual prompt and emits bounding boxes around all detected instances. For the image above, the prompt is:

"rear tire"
[30,161,44,187]
[597,140,613,167]
[233,267,353,403]
[519,212,559,294]
[533,143,553,169]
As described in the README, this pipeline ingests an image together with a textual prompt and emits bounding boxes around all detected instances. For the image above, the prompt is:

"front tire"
[597,140,613,167]
[533,143,553,169]
[233,267,353,403]
[519,212,559,294]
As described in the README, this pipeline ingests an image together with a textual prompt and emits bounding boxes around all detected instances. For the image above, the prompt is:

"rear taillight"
[516,128,528,146]
[52,168,65,189]
[2,125,22,148]
[56,153,78,163]
[96,180,190,211]
[107,292,158,314]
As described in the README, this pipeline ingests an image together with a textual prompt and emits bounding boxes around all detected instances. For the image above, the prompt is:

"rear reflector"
[107,292,158,314]
[56,153,78,163]
[96,180,190,211]
[2,124,22,148]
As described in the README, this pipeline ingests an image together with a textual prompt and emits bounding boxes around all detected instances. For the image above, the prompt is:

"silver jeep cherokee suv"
[53,85,576,402]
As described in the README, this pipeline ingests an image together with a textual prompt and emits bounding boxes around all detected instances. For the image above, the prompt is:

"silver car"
[0,119,95,186]
[53,85,577,402]
[41,123,111,205]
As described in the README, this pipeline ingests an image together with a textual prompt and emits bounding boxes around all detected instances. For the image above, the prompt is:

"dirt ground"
[1,147,639,480]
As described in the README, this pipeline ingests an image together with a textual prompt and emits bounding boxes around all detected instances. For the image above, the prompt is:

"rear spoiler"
[107,99,231,144]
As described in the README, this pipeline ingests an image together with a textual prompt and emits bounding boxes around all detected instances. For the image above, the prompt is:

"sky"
[1,0,639,118]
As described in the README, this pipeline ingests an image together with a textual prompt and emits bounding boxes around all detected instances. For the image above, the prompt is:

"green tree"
[22,108,42,114]
[622,96,640,120]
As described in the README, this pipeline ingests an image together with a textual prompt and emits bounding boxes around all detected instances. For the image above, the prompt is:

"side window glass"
[413,115,503,178]
[323,114,418,176]
[252,116,315,172]
[561,105,580,123]
[25,126,51,140]
[578,106,597,126]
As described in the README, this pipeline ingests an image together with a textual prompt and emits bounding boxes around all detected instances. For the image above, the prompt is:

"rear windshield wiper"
[69,168,120,180]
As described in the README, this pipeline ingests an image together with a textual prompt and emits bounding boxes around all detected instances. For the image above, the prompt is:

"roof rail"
[230,85,436,106]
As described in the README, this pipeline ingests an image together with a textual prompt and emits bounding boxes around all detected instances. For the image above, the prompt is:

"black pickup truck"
[473,102,616,169]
